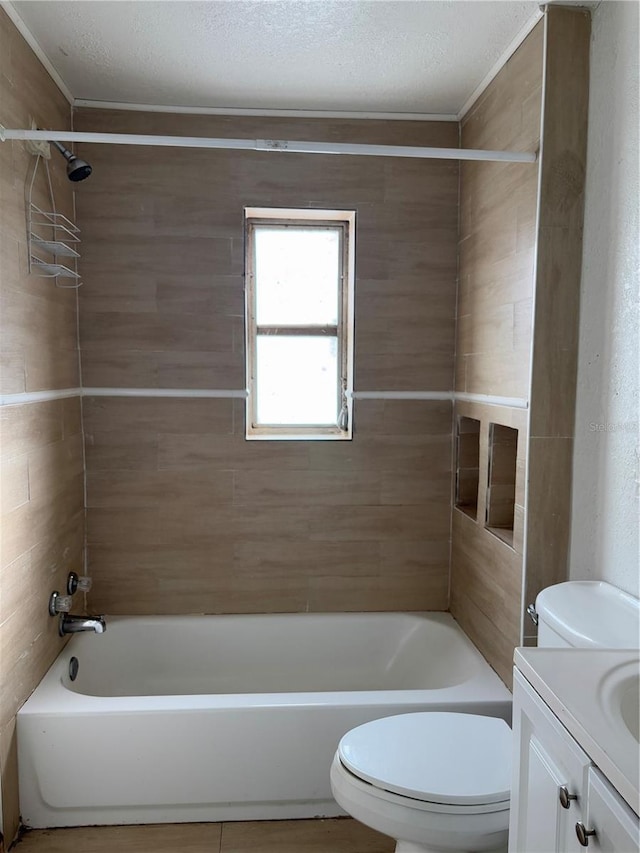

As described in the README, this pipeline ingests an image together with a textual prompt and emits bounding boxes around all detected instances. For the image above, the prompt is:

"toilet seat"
[337,712,511,809]
[332,754,509,818]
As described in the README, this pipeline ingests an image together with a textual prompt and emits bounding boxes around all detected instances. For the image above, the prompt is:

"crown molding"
[1,1,73,104]
[73,99,458,122]
[457,7,545,121]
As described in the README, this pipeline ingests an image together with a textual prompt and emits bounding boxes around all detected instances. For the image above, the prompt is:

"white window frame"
[244,207,355,441]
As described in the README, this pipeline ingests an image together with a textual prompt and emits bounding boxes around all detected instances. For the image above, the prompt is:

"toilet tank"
[535,581,640,648]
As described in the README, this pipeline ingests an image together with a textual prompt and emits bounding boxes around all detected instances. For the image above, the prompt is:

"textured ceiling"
[11,0,541,114]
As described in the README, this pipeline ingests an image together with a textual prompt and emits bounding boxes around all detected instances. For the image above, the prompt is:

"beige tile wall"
[450,401,528,687]
[0,9,84,844]
[450,24,544,688]
[525,7,590,629]
[74,112,459,393]
[456,22,543,400]
[451,11,590,683]
[73,110,459,615]
[83,395,453,614]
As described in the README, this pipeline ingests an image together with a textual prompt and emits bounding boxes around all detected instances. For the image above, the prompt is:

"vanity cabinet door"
[510,670,592,853]
[577,767,640,852]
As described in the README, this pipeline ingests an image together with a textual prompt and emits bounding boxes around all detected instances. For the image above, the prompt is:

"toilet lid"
[338,712,511,807]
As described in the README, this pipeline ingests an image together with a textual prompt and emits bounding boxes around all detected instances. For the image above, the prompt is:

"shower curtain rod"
[0,127,537,163]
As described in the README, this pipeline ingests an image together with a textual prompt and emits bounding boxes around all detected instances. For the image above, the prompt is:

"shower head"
[50,139,92,182]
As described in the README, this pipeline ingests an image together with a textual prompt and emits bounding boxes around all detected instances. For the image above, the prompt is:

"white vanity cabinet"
[583,767,640,852]
[510,669,639,853]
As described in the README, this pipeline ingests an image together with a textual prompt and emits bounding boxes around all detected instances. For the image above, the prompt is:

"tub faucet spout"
[59,614,107,636]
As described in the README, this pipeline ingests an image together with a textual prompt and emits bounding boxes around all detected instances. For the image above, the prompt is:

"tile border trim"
[0,388,529,408]
[455,392,529,409]
[0,388,81,407]
[350,391,454,400]
[82,387,249,399]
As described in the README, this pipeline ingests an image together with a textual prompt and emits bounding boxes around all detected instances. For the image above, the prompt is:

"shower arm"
[50,139,74,161]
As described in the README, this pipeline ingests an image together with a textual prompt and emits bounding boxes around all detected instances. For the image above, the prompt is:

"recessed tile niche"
[485,423,519,547]
[455,416,481,519]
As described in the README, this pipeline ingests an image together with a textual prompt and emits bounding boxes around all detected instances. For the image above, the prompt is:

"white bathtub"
[18,612,511,828]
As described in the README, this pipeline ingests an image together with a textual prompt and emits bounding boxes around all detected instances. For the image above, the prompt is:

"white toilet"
[330,581,640,853]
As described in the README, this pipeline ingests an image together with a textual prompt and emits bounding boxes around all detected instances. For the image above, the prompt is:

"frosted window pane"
[256,336,338,425]
[255,227,340,325]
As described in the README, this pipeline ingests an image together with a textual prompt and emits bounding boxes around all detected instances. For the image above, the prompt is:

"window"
[245,208,355,440]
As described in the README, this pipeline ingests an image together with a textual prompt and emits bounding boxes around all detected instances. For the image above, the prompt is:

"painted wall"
[73,110,459,616]
[0,9,84,845]
[570,0,640,597]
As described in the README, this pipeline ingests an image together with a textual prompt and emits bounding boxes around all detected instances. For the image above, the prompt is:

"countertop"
[514,647,640,814]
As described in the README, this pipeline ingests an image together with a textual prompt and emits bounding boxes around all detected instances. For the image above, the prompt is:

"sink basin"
[599,659,640,745]
[620,674,640,743]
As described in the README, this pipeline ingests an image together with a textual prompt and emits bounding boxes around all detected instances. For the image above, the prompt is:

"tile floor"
[13,818,393,852]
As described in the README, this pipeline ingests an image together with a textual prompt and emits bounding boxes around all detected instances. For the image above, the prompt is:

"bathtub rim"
[19,611,513,715]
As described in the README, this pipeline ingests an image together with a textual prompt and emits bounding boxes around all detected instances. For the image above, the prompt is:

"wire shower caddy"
[26,154,82,288]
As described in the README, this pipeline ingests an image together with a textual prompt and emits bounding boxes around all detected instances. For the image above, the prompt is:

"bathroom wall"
[73,110,459,615]
[451,8,591,686]
[0,9,84,844]
[450,23,543,687]
[570,0,639,597]
[524,6,590,618]
[0,19,601,845]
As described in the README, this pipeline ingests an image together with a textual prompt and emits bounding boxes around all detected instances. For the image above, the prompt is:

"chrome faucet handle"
[67,572,93,595]
[49,591,72,616]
